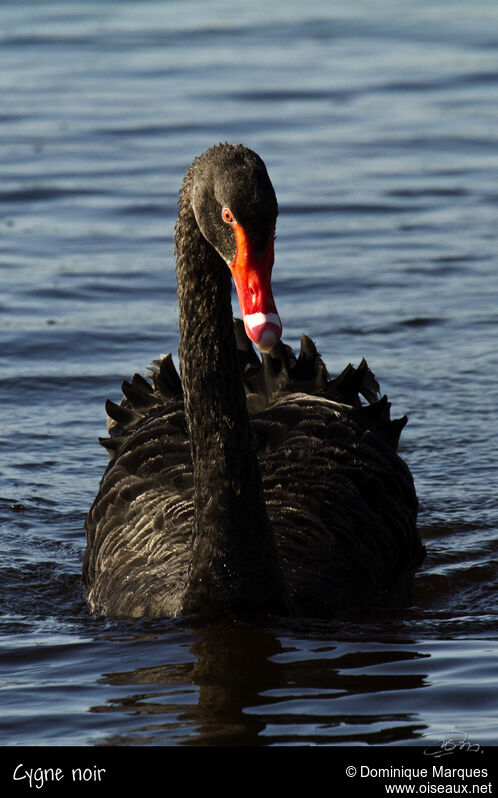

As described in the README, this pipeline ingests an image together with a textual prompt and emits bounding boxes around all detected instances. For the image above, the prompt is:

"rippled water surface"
[1,0,497,756]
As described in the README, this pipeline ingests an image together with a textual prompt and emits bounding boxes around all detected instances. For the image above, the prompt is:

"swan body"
[83,143,424,618]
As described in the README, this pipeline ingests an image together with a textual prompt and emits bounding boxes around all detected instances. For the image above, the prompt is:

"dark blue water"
[1,0,497,763]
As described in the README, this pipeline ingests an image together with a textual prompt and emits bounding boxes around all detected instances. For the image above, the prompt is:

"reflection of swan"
[90,625,429,746]
[98,625,284,746]
[83,143,424,618]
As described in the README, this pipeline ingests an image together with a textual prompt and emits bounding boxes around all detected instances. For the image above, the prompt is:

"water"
[1,0,497,765]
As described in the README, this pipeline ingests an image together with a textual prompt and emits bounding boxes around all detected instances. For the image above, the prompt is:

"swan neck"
[174,194,288,616]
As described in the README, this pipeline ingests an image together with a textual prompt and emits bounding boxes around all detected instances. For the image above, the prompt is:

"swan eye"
[222,207,234,224]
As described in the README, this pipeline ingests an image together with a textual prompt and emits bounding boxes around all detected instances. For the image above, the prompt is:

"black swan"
[83,142,425,618]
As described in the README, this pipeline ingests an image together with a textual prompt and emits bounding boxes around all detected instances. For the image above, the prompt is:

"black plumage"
[83,143,424,618]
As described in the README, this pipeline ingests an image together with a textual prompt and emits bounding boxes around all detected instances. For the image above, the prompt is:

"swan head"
[190,143,282,353]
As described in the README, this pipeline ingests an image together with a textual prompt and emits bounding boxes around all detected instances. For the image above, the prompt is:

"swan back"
[84,323,423,617]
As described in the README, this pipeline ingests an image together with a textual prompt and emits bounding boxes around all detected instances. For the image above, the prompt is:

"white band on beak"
[243,312,281,332]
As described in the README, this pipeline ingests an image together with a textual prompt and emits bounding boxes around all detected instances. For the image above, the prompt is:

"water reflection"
[90,621,431,745]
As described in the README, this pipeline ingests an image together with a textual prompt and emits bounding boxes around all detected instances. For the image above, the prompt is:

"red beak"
[229,223,282,353]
